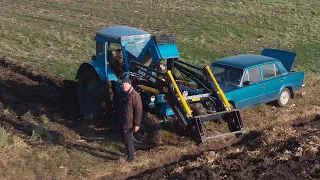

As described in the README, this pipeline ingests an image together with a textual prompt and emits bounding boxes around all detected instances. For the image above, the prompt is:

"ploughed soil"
[0,57,116,142]
[0,56,319,179]
[129,114,320,180]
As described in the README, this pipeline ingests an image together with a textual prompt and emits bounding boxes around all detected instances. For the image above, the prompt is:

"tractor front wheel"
[133,112,161,147]
[189,103,207,143]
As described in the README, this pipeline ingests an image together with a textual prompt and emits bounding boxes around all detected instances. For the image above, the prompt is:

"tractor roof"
[212,54,278,69]
[96,26,151,41]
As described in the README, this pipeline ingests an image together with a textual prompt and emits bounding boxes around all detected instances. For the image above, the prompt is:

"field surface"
[0,0,320,179]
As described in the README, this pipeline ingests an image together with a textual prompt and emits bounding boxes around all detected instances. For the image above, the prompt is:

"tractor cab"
[94,26,151,77]
[94,26,181,79]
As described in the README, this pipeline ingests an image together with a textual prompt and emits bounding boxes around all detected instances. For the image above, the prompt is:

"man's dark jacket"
[118,87,143,129]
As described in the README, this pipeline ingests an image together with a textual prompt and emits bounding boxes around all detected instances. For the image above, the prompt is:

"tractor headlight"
[150,95,156,102]
[183,91,188,97]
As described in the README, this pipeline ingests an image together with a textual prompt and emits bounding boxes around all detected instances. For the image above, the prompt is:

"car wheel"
[276,88,291,107]
[228,102,235,110]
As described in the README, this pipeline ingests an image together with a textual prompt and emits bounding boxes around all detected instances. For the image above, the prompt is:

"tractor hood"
[261,48,296,72]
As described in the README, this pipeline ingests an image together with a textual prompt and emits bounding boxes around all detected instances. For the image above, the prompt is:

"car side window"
[262,63,281,80]
[243,67,261,84]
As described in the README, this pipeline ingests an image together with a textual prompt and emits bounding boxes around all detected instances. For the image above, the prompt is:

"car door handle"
[260,84,264,88]
[280,78,284,82]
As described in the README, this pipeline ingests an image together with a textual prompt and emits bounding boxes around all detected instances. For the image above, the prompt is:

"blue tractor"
[76,26,244,144]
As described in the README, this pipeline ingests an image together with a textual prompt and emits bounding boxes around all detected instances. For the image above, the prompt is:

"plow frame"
[130,59,244,144]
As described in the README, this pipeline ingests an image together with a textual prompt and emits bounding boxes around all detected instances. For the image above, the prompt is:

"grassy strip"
[1,0,320,79]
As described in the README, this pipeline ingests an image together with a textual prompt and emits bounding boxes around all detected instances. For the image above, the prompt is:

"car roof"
[96,26,151,41]
[212,54,279,69]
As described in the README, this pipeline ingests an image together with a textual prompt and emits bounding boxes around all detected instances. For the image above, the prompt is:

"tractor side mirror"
[243,81,251,86]
[91,55,96,61]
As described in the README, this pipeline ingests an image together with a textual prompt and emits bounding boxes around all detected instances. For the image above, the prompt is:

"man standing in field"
[117,77,143,162]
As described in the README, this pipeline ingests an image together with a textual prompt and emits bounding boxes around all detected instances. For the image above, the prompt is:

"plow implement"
[131,60,244,144]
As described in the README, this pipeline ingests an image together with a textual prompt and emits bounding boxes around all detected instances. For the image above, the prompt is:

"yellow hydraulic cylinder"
[176,80,198,89]
[139,85,159,94]
[167,70,192,116]
[205,66,231,110]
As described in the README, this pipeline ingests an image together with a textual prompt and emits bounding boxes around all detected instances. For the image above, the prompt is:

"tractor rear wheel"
[77,67,114,123]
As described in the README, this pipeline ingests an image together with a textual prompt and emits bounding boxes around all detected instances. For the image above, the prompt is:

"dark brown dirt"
[128,115,320,180]
[0,57,115,143]
[1,56,320,179]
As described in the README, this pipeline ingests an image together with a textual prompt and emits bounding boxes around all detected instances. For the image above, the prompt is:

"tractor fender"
[75,61,117,81]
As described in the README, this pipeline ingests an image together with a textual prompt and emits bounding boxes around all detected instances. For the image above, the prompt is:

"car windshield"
[211,64,244,86]
[124,40,148,58]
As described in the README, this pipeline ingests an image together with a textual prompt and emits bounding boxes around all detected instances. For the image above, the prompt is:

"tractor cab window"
[97,41,104,59]
[108,43,124,76]
[138,49,153,67]
[109,43,121,51]
[125,40,148,58]
[108,43,123,64]
[125,40,150,66]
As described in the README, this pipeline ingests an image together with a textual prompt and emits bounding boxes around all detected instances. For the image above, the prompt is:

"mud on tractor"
[76,26,244,145]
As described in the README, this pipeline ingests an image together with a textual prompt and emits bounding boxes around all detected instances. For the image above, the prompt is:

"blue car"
[210,48,304,110]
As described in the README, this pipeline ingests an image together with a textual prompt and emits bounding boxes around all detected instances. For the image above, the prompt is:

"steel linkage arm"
[130,61,192,128]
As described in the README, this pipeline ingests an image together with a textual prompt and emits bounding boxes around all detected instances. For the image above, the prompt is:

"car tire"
[228,102,235,110]
[275,88,291,107]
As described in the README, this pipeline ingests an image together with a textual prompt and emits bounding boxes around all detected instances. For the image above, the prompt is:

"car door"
[261,63,284,102]
[240,66,265,109]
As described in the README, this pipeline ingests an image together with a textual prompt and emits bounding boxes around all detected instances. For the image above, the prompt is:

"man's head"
[108,50,116,56]
[158,63,166,72]
[122,78,132,92]
[116,49,123,58]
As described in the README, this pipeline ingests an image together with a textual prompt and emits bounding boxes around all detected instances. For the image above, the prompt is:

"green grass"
[0,128,11,148]
[1,0,320,79]
[40,114,50,125]
[0,145,100,179]
[0,127,25,149]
